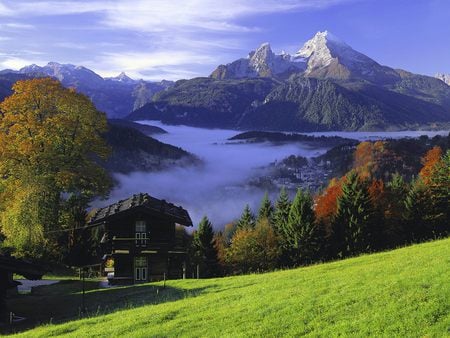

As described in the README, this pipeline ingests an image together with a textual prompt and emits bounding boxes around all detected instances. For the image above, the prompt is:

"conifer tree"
[332,171,375,257]
[273,187,291,235]
[191,216,219,277]
[384,173,408,246]
[403,179,429,242]
[425,149,450,237]
[257,192,274,223]
[236,204,255,230]
[283,189,318,265]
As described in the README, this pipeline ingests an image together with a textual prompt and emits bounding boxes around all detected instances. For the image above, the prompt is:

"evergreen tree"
[191,216,219,278]
[273,187,291,235]
[236,204,255,230]
[257,192,274,223]
[403,179,430,242]
[283,189,319,266]
[426,150,450,237]
[332,171,375,258]
[384,173,408,246]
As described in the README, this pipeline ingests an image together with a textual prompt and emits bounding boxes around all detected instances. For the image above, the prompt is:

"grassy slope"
[14,238,450,337]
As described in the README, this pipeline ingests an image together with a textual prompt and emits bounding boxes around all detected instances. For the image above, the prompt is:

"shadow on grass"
[2,279,208,335]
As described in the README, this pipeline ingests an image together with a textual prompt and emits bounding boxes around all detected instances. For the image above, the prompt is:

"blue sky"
[0,0,449,81]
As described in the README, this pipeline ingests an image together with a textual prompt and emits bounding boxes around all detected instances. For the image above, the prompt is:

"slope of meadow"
[14,238,450,337]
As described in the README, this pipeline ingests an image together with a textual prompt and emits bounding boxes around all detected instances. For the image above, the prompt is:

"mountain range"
[0,62,173,118]
[1,31,450,131]
[129,31,450,131]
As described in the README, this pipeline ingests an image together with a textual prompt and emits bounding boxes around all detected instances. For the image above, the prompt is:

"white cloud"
[0,2,13,16]
[0,57,45,69]
[102,51,215,69]
[0,0,353,32]
[86,50,216,80]
[0,22,35,31]
[0,1,111,17]
[54,42,88,50]
[0,0,356,79]
[2,22,35,29]
[98,0,349,33]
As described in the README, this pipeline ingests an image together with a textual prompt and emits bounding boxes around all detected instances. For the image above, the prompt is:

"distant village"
[250,155,334,192]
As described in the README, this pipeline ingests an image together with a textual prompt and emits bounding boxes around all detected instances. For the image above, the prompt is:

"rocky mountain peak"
[436,73,450,86]
[110,71,136,84]
[295,31,345,59]
[294,31,353,71]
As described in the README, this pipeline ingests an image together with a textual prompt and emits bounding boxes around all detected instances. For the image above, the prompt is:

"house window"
[135,220,147,247]
[134,257,148,282]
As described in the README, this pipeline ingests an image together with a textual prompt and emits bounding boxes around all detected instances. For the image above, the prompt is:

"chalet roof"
[89,193,193,226]
[0,255,45,280]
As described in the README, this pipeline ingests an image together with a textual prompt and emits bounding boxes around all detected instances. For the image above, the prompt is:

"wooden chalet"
[89,193,193,285]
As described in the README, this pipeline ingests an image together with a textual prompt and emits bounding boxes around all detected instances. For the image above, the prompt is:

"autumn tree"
[226,218,280,274]
[223,222,237,245]
[314,177,343,227]
[353,141,395,180]
[0,78,111,259]
[353,141,375,178]
[191,216,219,277]
[419,146,443,184]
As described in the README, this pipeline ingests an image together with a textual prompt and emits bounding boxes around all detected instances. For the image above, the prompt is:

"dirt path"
[16,279,59,292]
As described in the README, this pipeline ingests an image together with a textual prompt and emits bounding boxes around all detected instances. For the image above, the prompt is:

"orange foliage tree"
[314,177,344,228]
[225,218,280,273]
[353,141,390,179]
[0,78,111,258]
[419,146,443,184]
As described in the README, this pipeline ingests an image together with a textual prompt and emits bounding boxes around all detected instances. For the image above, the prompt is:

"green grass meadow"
[7,238,450,337]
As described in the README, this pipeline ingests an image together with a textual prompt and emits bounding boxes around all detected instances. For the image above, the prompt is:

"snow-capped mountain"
[20,62,105,87]
[211,31,399,84]
[436,73,450,86]
[134,30,450,132]
[0,62,174,117]
[295,31,400,83]
[106,72,137,85]
[211,42,304,79]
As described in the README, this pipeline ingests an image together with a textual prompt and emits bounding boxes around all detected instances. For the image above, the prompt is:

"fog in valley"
[99,122,449,229]
[102,121,328,228]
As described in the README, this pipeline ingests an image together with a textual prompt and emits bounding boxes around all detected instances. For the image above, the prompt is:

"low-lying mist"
[100,121,328,229]
[97,122,450,229]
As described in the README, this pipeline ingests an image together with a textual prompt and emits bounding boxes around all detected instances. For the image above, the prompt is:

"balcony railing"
[110,237,173,253]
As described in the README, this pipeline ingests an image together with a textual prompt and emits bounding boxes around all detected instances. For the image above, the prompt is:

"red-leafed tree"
[315,178,344,229]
